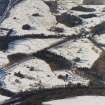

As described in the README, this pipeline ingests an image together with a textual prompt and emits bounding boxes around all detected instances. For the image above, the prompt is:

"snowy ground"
[0,0,105,93]
[0,95,10,104]
[0,0,105,104]
[43,96,105,105]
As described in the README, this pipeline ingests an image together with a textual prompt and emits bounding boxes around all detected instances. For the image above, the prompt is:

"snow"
[1,0,57,35]
[57,0,81,12]
[0,28,9,36]
[48,38,102,68]
[94,34,105,50]
[54,70,89,85]
[0,51,9,67]
[0,95,10,103]
[4,56,89,92]
[0,0,105,97]
[6,38,63,55]
[43,96,105,105]
[4,58,66,92]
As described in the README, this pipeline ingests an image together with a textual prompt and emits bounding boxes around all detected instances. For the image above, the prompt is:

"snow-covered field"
[0,0,105,93]
[43,96,105,105]
[0,0,105,104]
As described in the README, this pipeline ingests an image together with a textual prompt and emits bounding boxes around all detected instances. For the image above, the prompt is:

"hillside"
[0,0,105,104]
